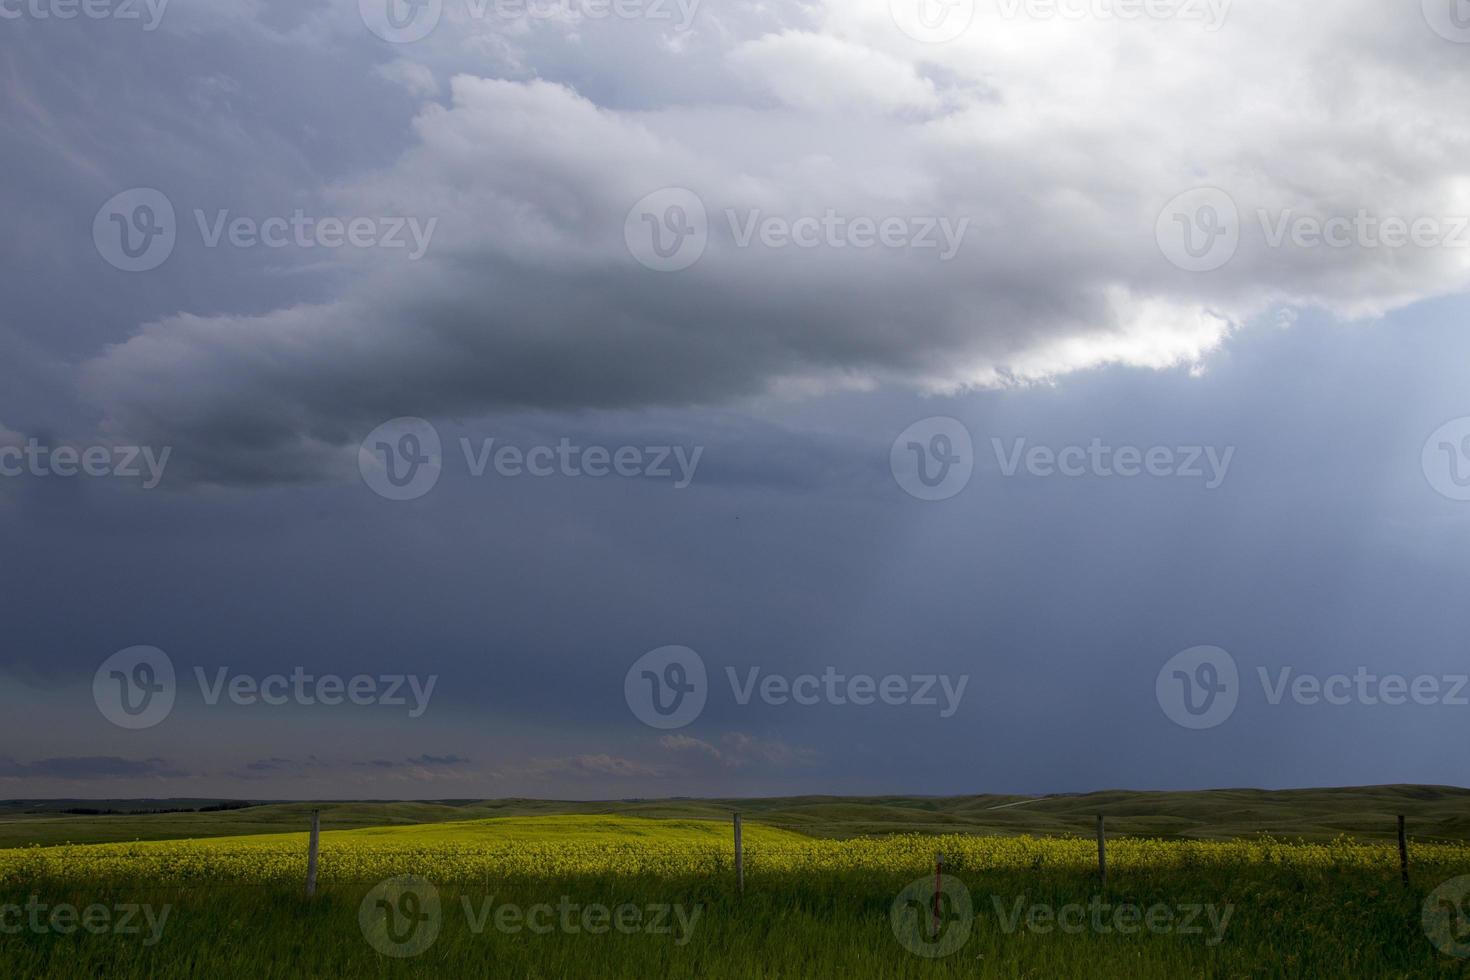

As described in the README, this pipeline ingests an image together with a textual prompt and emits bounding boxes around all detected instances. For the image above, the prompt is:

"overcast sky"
[3,0,1470,799]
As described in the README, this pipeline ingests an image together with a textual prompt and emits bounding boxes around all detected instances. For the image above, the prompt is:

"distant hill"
[2,785,1467,848]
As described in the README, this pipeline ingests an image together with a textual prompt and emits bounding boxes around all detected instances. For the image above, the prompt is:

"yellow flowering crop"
[2,816,1466,886]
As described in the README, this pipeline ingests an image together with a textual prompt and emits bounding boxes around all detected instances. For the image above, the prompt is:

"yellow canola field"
[3,816,1468,885]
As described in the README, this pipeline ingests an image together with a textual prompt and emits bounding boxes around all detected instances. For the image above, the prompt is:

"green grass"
[4,795,1470,977]
[2,864,1465,978]
[4,785,1469,848]
[47,814,811,853]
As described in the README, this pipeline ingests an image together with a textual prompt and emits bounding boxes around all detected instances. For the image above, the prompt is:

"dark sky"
[3,0,1470,798]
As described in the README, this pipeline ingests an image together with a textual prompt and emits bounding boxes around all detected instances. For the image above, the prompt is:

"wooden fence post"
[933,852,944,935]
[733,813,744,894]
[1398,815,1409,887]
[305,809,320,898]
[1096,815,1107,891]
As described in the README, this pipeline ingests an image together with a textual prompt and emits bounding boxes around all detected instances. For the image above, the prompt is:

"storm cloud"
[50,0,1470,485]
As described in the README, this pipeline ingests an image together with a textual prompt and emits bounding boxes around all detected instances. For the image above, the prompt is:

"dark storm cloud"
[659,733,820,770]
[3,2,1470,801]
[8,3,1454,486]
[242,757,300,773]
[409,754,471,767]
[354,755,472,769]
[0,757,187,780]
[9,310,1470,798]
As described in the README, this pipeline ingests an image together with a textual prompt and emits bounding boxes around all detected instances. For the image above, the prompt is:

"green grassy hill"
[12,814,810,856]
[3,784,1467,848]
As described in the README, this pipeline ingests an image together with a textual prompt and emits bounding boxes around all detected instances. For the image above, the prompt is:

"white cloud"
[660,733,819,769]
[375,59,441,99]
[513,754,666,778]
[78,0,1470,483]
[729,31,941,114]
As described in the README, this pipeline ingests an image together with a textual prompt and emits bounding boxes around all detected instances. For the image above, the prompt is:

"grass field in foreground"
[3,815,1470,977]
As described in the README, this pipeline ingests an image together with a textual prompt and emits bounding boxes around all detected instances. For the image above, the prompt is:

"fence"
[290,809,1429,898]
